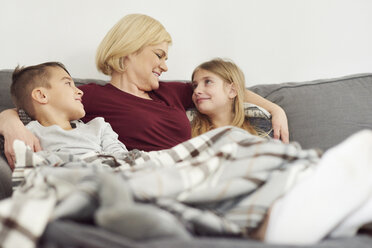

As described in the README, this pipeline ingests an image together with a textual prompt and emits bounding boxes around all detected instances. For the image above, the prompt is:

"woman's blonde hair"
[191,58,257,137]
[96,14,172,75]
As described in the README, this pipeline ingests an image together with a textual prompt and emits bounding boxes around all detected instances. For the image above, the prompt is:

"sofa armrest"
[0,155,12,199]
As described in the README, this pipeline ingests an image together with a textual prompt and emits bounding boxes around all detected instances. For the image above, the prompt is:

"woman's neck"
[110,72,151,99]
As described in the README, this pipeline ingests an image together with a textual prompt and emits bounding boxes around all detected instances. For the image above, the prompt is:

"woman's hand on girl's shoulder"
[271,107,289,144]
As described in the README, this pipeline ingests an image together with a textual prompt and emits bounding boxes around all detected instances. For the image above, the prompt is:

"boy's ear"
[31,87,49,104]
[228,83,238,99]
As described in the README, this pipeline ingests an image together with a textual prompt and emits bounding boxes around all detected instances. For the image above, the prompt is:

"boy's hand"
[0,109,42,169]
[4,126,41,170]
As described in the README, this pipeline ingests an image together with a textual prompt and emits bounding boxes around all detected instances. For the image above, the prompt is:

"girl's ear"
[228,83,238,99]
[31,87,48,104]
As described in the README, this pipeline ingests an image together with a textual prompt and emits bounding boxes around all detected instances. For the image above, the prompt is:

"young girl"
[190,58,265,137]
[190,59,372,243]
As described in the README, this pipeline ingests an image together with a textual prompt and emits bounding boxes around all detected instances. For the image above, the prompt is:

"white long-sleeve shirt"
[26,117,128,158]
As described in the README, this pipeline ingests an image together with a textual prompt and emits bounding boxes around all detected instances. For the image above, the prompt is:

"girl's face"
[192,69,236,116]
[124,42,169,91]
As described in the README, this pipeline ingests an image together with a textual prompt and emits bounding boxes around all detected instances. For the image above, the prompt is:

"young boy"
[10,62,194,243]
[10,62,128,159]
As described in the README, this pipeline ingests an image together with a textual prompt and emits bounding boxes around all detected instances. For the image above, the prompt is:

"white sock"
[330,192,372,237]
[13,139,45,167]
[265,130,372,245]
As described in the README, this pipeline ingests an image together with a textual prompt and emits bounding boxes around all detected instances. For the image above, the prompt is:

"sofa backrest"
[249,73,372,151]
[0,70,13,112]
[0,70,107,112]
[1,69,372,151]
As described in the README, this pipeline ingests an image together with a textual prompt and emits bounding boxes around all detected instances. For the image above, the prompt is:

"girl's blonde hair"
[96,14,172,75]
[191,58,257,137]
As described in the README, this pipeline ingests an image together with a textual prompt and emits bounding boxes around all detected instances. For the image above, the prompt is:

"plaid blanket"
[1,126,321,248]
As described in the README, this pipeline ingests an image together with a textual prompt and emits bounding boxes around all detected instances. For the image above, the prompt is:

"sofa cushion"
[249,73,372,151]
[187,103,273,138]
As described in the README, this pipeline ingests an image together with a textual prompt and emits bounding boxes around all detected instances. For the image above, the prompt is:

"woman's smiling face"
[124,42,169,91]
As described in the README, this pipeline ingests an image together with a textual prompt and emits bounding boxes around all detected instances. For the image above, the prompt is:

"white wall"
[1,0,371,85]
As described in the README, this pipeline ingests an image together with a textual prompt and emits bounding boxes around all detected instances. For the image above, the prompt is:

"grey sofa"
[1,69,372,247]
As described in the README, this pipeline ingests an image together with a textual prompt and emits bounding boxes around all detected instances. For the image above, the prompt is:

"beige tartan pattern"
[2,126,320,248]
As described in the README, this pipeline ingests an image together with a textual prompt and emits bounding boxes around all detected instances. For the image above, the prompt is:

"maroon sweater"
[80,82,193,151]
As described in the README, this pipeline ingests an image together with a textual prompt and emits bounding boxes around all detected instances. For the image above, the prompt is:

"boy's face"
[46,66,85,121]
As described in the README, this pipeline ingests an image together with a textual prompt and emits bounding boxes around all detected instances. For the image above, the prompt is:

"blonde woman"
[0,14,288,168]
[191,58,268,137]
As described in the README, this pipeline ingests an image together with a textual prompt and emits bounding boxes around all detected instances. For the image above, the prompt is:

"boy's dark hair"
[10,62,70,119]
